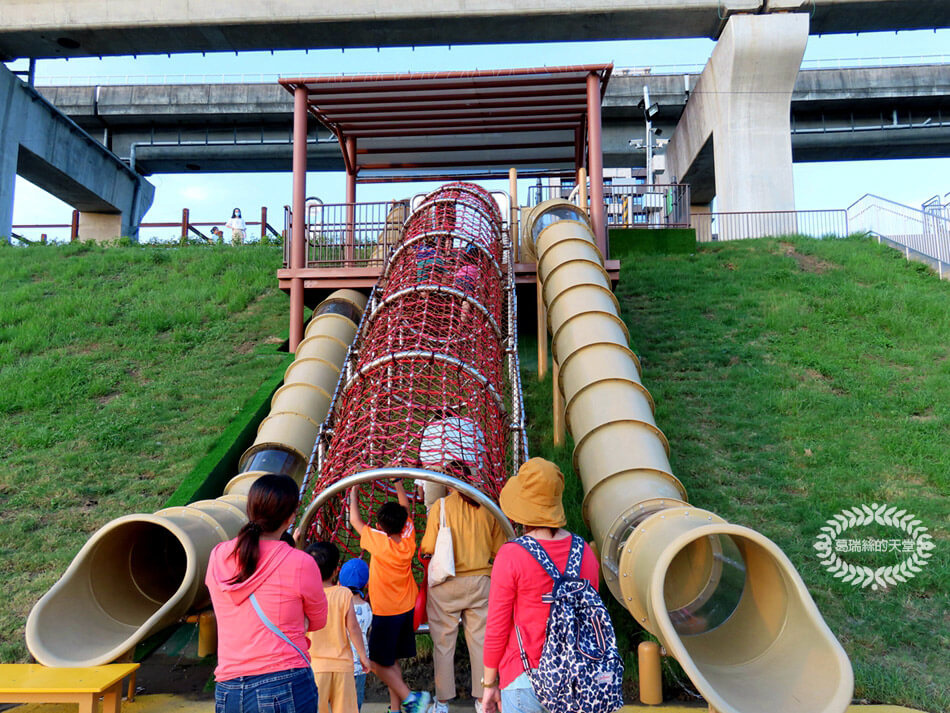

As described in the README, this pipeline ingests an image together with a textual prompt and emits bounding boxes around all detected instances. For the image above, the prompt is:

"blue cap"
[339,558,369,590]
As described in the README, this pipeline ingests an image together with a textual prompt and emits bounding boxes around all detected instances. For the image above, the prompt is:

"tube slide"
[26,289,366,667]
[524,199,853,713]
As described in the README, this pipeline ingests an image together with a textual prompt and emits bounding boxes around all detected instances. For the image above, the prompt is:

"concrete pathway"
[5,696,928,713]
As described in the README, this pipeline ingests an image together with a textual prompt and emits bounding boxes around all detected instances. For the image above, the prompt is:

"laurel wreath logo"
[813,503,935,590]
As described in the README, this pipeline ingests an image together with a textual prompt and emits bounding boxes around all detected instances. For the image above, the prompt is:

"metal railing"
[527,182,691,229]
[11,207,282,244]
[847,194,950,278]
[282,200,409,268]
[603,183,691,228]
[691,209,850,242]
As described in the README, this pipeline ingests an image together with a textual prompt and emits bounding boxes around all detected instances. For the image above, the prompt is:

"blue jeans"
[500,672,548,713]
[354,672,366,711]
[215,667,317,713]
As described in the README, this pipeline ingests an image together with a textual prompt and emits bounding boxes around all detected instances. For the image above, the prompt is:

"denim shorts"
[355,672,366,711]
[215,666,317,713]
[500,672,549,713]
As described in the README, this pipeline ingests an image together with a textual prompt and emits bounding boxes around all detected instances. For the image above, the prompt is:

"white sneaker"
[474,700,484,713]
[428,702,449,713]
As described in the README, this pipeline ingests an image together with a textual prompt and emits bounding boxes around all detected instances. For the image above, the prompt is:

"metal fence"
[526,182,691,229]
[281,199,408,268]
[847,194,950,278]
[691,209,850,242]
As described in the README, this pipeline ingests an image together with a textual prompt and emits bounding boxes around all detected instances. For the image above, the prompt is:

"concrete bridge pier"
[667,12,809,239]
[1,64,154,242]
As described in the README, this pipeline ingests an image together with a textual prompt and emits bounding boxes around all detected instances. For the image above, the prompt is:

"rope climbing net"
[299,182,525,558]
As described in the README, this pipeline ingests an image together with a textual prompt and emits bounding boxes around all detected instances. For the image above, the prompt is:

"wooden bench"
[0,663,139,713]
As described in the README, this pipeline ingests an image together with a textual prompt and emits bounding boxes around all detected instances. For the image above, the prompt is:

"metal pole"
[345,138,357,267]
[508,167,519,262]
[553,357,564,446]
[586,72,606,256]
[578,167,588,212]
[290,85,308,351]
[644,85,654,187]
[536,272,548,381]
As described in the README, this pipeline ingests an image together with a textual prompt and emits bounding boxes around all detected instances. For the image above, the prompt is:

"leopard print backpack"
[513,535,624,713]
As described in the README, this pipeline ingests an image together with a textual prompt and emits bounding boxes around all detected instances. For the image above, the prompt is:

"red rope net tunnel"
[301,182,510,561]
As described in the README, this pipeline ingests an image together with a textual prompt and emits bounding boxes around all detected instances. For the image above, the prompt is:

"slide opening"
[89,521,189,625]
[664,533,746,638]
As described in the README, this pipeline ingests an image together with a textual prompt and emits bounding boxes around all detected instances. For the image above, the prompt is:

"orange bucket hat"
[499,457,567,528]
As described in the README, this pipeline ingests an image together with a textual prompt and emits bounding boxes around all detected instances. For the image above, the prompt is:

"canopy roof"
[279,65,612,182]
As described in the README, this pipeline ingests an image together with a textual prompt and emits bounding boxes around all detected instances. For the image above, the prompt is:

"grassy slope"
[523,235,948,712]
[1,236,946,710]
[0,242,290,661]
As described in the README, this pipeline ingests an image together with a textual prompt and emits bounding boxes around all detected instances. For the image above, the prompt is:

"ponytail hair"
[228,473,299,584]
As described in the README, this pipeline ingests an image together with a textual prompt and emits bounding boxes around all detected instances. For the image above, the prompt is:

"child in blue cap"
[339,558,372,711]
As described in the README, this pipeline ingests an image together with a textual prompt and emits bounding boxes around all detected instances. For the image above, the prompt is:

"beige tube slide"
[524,200,852,713]
[26,289,366,667]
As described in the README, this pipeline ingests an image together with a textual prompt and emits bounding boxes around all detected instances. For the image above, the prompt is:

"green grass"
[0,241,291,662]
[522,235,949,712]
[1,234,947,711]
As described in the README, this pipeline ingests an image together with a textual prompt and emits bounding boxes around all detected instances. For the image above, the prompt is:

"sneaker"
[402,691,432,713]
[474,700,484,713]
[428,702,449,713]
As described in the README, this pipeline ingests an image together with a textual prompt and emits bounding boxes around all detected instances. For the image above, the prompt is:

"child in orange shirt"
[306,541,371,713]
[348,480,431,713]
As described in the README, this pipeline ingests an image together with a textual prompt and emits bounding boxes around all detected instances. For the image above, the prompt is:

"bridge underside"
[1,0,948,60]
[38,62,950,178]
[1,64,154,241]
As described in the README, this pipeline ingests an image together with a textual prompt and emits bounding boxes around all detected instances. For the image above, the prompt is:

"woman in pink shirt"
[481,458,600,713]
[207,474,328,713]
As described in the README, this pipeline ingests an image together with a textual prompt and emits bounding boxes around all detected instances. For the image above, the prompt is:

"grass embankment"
[2,235,946,711]
[0,241,290,662]
[522,235,948,712]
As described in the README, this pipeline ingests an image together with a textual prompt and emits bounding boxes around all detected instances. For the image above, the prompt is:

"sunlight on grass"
[0,242,289,662]
[523,235,948,712]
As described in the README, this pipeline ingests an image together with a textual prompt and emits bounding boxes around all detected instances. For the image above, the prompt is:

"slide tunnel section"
[26,289,366,667]
[524,199,853,713]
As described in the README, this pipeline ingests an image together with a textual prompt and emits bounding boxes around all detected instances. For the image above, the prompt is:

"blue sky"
[6,29,949,241]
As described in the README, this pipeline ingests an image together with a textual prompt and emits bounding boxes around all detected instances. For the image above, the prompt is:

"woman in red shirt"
[481,458,600,713]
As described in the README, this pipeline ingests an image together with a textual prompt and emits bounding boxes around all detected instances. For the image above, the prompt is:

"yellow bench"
[0,663,139,713]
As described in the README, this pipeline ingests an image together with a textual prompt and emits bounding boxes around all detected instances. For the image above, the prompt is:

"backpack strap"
[563,534,585,579]
[514,534,584,581]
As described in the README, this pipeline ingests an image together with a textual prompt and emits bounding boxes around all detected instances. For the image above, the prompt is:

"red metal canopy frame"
[279,65,612,349]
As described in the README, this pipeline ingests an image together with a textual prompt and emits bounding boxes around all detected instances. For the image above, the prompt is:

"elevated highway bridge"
[38,64,950,176]
[0,0,947,60]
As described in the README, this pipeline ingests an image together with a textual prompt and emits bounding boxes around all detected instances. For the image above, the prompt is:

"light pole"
[638,86,660,186]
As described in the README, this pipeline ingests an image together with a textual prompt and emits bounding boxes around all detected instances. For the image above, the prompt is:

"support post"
[552,357,564,446]
[0,134,16,242]
[70,210,79,242]
[665,13,809,222]
[290,85,308,352]
[508,167,519,262]
[536,273,548,381]
[180,208,189,245]
[638,641,663,705]
[578,167,588,212]
[260,206,268,242]
[586,72,606,257]
[345,137,357,267]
